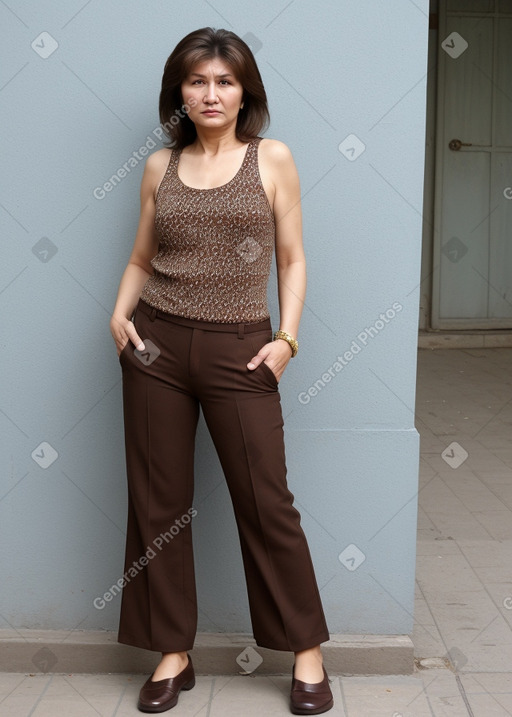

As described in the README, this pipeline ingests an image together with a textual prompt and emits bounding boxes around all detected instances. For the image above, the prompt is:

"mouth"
[201,110,221,115]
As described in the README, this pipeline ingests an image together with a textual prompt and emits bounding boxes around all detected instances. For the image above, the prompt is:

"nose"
[204,82,218,103]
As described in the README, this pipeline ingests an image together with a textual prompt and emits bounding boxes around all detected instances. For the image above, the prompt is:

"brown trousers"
[117,298,330,653]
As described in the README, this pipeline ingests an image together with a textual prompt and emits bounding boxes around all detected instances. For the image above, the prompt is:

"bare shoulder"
[144,147,173,199]
[258,138,299,201]
[146,147,173,173]
[258,138,296,166]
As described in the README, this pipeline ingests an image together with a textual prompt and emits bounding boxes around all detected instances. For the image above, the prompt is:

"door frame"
[431,1,512,330]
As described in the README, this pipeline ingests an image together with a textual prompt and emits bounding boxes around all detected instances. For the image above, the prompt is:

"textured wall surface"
[1,0,428,637]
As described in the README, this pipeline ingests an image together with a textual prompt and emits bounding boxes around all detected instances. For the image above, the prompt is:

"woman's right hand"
[109,152,167,358]
[110,314,145,357]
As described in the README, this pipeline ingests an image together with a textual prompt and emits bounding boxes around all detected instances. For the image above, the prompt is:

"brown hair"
[159,27,270,148]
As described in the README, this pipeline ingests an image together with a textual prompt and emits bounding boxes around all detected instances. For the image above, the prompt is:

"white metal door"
[432,0,512,329]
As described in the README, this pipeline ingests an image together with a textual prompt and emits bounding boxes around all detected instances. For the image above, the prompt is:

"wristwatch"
[273,330,298,358]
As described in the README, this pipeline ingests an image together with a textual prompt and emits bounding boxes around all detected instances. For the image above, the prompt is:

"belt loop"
[149,306,157,322]
[237,322,245,339]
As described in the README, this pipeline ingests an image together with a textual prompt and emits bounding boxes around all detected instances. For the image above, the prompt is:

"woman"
[110,27,333,715]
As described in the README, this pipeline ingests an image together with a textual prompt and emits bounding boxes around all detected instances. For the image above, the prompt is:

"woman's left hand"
[247,338,293,383]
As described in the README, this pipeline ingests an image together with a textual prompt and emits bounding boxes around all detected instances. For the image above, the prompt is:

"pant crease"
[144,378,154,649]
[234,397,291,651]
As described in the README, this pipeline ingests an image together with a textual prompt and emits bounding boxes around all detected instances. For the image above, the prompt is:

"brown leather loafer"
[290,664,334,715]
[137,654,195,713]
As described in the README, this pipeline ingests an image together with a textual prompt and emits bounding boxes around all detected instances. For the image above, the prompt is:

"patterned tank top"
[139,136,276,322]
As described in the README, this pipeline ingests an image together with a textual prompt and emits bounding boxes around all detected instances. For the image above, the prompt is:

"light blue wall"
[1,1,428,637]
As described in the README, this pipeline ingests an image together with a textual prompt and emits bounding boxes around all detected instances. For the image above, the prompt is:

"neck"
[189,125,245,156]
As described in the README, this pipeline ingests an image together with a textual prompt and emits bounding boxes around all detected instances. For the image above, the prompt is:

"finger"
[132,332,145,351]
[115,334,144,356]
[125,323,145,351]
[116,337,128,357]
[247,354,263,370]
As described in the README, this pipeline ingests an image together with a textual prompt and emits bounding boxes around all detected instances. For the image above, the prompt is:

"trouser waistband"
[136,299,272,337]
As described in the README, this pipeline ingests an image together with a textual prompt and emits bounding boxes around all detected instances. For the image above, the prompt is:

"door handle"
[449,138,473,151]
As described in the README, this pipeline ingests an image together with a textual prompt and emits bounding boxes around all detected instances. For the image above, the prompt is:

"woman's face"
[181,57,244,132]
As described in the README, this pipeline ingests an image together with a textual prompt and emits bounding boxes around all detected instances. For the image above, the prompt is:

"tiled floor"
[412,348,512,716]
[1,348,511,716]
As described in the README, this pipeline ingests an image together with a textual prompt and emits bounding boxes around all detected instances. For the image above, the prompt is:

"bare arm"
[273,143,306,341]
[110,151,167,355]
[247,140,306,381]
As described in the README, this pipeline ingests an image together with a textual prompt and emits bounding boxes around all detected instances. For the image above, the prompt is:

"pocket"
[259,358,279,386]
[118,339,131,362]
[248,332,279,387]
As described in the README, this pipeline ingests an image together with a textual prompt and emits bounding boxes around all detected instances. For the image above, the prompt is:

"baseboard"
[0,630,414,676]
[419,330,512,349]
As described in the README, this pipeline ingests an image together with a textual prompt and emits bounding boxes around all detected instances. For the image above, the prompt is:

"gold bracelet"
[273,330,298,358]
